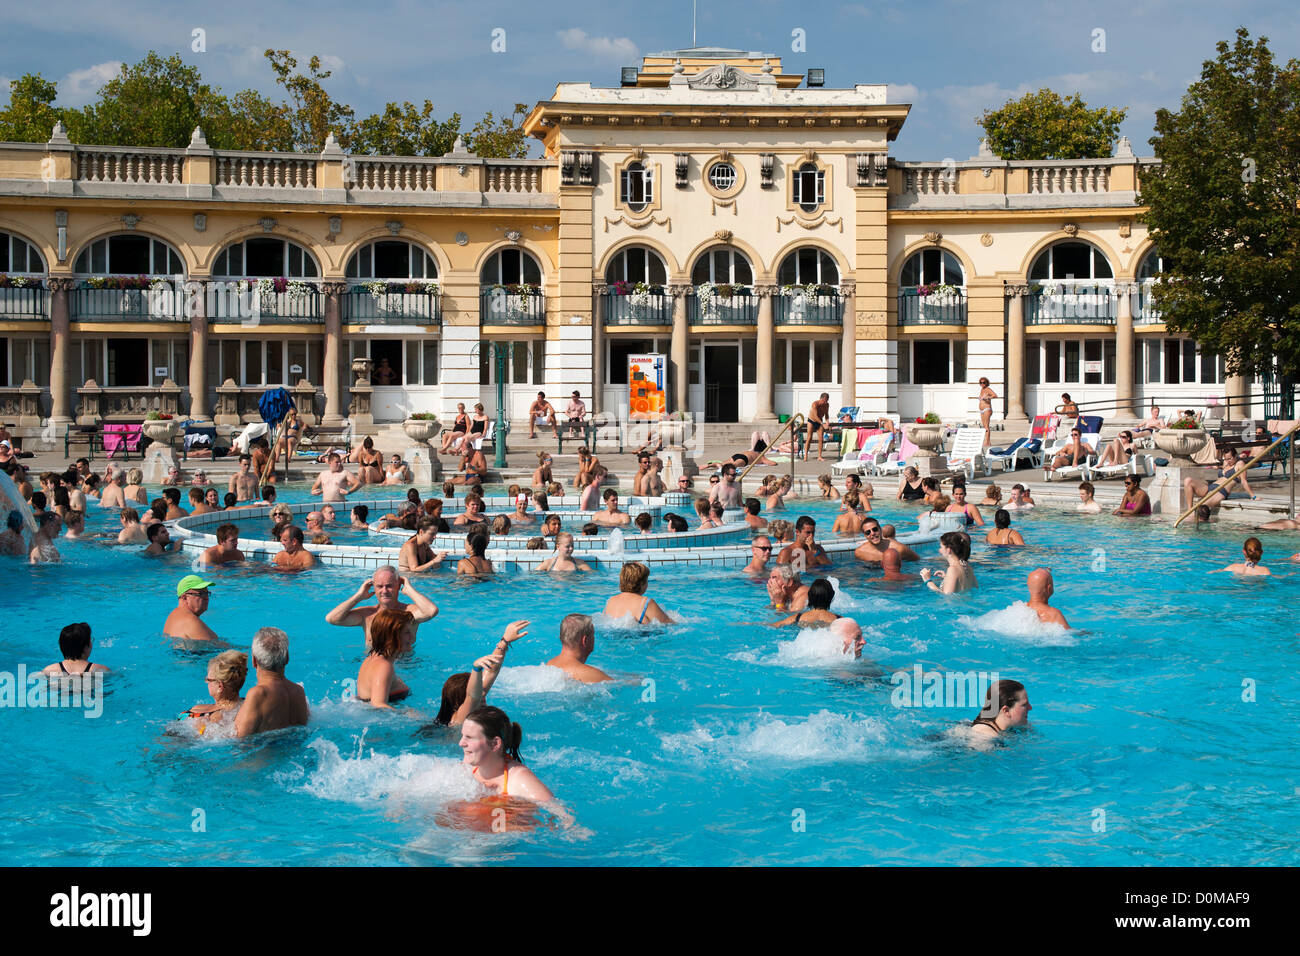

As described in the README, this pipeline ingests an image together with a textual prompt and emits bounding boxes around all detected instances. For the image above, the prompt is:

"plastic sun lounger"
[831,432,889,476]
[1044,432,1100,481]
[946,427,989,481]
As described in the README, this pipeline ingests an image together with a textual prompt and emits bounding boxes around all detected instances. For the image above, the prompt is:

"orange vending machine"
[627,353,666,421]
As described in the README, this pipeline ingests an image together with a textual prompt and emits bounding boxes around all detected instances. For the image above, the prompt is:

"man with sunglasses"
[709,463,742,509]
[743,535,773,575]
[853,517,890,564]
[1046,426,1094,476]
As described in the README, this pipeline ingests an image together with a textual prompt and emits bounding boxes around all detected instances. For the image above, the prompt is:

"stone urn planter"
[1154,427,1208,465]
[141,419,179,445]
[402,418,440,444]
[659,417,692,447]
[905,423,943,458]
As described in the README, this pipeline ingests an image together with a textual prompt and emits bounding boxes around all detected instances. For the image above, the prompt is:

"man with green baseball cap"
[165,575,218,641]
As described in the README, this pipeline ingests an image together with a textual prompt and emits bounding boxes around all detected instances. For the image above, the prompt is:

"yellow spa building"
[0,47,1244,436]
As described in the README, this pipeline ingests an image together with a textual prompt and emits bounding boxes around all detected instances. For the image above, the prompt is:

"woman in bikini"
[920,531,977,594]
[532,451,553,489]
[456,530,494,576]
[41,622,110,680]
[1214,537,1271,576]
[1095,429,1137,469]
[832,492,865,534]
[602,561,673,623]
[537,532,591,572]
[946,485,985,527]
[356,608,413,708]
[769,577,840,627]
[969,679,1031,743]
[440,403,470,454]
[984,508,1025,546]
[354,436,384,485]
[977,378,996,444]
[817,474,841,500]
[1114,475,1152,517]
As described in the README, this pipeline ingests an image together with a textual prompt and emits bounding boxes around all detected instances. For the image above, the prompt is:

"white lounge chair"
[946,427,989,481]
[1043,431,1100,481]
[831,432,892,476]
[874,433,917,476]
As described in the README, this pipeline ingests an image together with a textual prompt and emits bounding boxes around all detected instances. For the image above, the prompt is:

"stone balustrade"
[0,380,45,426]
[75,378,185,424]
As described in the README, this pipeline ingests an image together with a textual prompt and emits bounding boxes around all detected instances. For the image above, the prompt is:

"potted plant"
[906,413,943,456]
[403,411,440,444]
[141,411,178,443]
[1154,420,1208,464]
[660,410,692,446]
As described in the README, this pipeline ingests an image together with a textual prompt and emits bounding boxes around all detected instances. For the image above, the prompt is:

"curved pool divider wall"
[172,497,962,571]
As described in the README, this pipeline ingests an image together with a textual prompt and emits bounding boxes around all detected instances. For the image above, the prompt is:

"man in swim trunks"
[803,392,831,461]
[454,445,488,485]
[779,515,831,569]
[631,455,653,496]
[743,497,766,530]
[117,508,147,544]
[528,392,559,439]
[165,575,219,640]
[400,518,450,573]
[645,456,666,496]
[593,488,631,527]
[200,523,245,567]
[325,566,438,655]
[1026,568,1068,627]
[580,466,605,512]
[234,626,309,737]
[305,511,332,544]
[273,525,316,571]
[709,463,742,509]
[310,452,361,502]
[229,454,259,502]
[743,535,773,575]
[545,613,610,683]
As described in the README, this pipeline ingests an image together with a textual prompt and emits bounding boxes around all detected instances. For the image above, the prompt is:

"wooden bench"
[557,414,596,453]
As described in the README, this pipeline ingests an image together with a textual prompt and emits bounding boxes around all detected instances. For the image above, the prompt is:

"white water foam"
[660,709,904,764]
[492,664,614,697]
[960,603,1077,646]
[294,737,479,809]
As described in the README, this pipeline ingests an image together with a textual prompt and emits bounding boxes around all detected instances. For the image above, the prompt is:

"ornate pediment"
[687,64,760,91]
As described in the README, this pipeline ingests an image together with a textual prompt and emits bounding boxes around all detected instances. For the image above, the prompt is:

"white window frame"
[213,238,320,279]
[620,162,654,212]
[213,337,320,387]
[707,162,737,191]
[0,231,46,274]
[346,240,438,280]
[1139,338,1223,386]
[74,235,184,277]
[898,337,966,385]
[776,337,840,385]
[793,163,825,212]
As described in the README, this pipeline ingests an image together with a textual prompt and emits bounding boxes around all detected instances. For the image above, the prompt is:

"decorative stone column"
[47,277,76,425]
[348,356,374,431]
[839,283,856,410]
[321,281,347,425]
[1114,281,1136,418]
[592,283,608,415]
[1003,284,1029,422]
[214,378,241,427]
[17,379,42,427]
[187,279,211,421]
[754,284,776,422]
[1225,374,1250,419]
[669,283,690,416]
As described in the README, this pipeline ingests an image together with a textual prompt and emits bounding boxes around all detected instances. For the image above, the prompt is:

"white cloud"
[556,28,638,61]
[58,61,123,107]
[887,83,922,104]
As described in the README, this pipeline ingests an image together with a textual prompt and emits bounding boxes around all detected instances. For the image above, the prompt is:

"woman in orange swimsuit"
[438,705,556,831]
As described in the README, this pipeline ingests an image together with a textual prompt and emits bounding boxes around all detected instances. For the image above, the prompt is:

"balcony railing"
[605,289,673,325]
[897,287,967,325]
[0,284,48,320]
[1025,283,1117,324]
[689,289,757,325]
[480,288,545,325]
[207,281,323,324]
[343,287,441,325]
[72,284,186,322]
[775,290,844,326]
[1136,281,1162,324]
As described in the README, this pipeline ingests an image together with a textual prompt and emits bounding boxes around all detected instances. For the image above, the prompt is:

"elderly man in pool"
[325,565,439,655]
[165,575,219,641]
[234,626,309,738]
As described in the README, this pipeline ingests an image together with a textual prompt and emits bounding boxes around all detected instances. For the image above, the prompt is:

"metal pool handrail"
[1173,418,1300,527]
[738,413,805,488]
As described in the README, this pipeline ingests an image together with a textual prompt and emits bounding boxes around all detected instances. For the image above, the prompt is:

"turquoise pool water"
[3,486,1299,865]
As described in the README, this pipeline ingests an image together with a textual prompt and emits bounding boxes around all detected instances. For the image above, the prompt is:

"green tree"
[978,89,1127,160]
[202,88,294,152]
[73,53,215,147]
[351,100,462,156]
[0,74,65,142]
[1140,28,1300,387]
[466,103,531,158]
[265,49,355,152]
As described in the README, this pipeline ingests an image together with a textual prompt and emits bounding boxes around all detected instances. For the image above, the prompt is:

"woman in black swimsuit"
[897,465,925,502]
[465,403,489,451]
[969,679,1031,741]
[769,578,840,627]
[41,622,109,679]
[440,403,470,454]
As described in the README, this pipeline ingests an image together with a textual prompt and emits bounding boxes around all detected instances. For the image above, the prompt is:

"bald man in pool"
[1026,568,1068,627]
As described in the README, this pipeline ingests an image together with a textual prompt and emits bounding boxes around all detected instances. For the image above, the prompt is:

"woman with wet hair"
[457,529,494,575]
[969,679,1031,741]
[985,509,1025,547]
[920,531,976,594]
[356,608,414,708]
[459,705,553,802]
[769,577,840,627]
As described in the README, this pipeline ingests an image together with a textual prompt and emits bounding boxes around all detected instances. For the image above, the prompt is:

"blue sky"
[1,0,1296,160]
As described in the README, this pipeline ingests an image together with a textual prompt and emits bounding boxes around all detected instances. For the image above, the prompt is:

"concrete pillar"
[187,280,210,420]
[755,285,776,422]
[839,285,856,409]
[1225,374,1250,419]
[1004,284,1028,422]
[592,284,608,414]
[47,277,75,424]
[322,282,346,424]
[1115,282,1136,418]
[670,283,689,416]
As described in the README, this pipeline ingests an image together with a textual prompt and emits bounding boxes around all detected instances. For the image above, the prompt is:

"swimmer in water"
[537,532,591,572]
[778,516,831,569]
[165,576,219,641]
[1076,481,1101,514]
[0,510,25,556]
[946,485,985,527]
[742,535,773,575]
[831,617,865,659]
[430,621,528,728]
[541,513,562,539]
[592,488,631,527]
[769,578,840,627]
[459,705,554,803]
[853,517,889,564]
[310,452,361,502]
[1216,537,1272,576]
[457,530,494,575]
[880,525,920,563]
[1025,568,1069,625]
[919,531,976,594]
[863,547,917,585]
[969,679,1031,744]
[325,567,438,655]
[985,509,1025,547]
[1004,484,1035,511]
[116,508,146,545]
[234,627,309,738]
[200,523,246,567]
[356,608,414,708]
[179,649,246,729]
[399,519,450,573]
[273,525,316,571]
[30,511,62,563]
[41,622,110,678]
[143,522,177,556]
[767,563,810,612]
[603,561,673,623]
[351,505,370,530]
[545,613,612,683]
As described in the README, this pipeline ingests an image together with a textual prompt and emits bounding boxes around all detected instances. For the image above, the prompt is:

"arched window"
[1137,248,1166,280]
[213,237,319,278]
[691,247,753,286]
[481,248,542,286]
[74,234,184,276]
[778,248,839,286]
[792,162,825,213]
[620,161,653,212]
[346,240,438,279]
[1029,241,1112,281]
[900,248,964,288]
[606,247,667,285]
[0,231,45,274]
